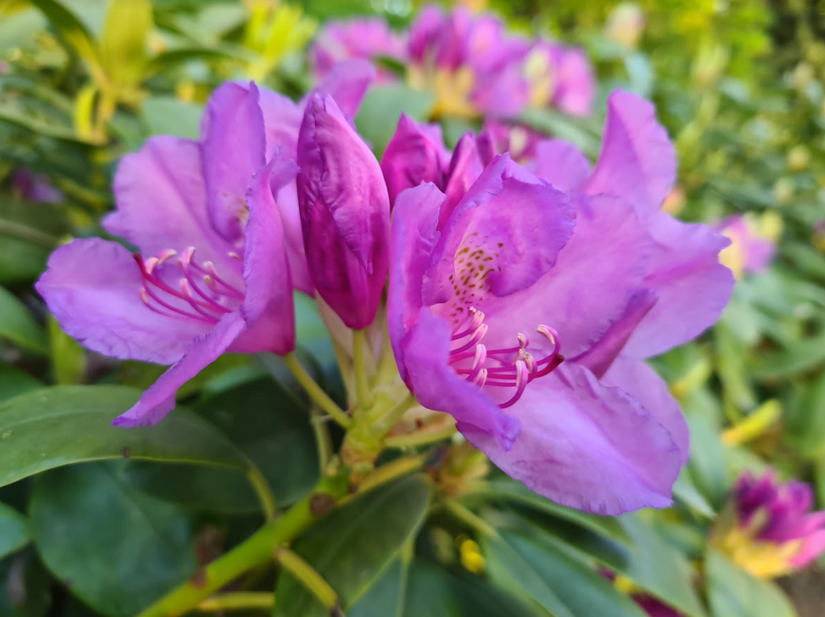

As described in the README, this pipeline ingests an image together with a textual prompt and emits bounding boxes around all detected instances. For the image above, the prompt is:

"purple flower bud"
[296,94,391,329]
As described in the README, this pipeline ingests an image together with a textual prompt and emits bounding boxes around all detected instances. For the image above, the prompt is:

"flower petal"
[601,355,690,465]
[234,149,297,355]
[296,94,391,328]
[105,136,234,268]
[35,238,207,364]
[439,132,486,228]
[307,59,376,119]
[585,90,676,214]
[112,311,246,427]
[623,212,734,358]
[381,114,448,206]
[532,139,591,192]
[401,308,520,450]
[201,81,267,243]
[462,362,683,514]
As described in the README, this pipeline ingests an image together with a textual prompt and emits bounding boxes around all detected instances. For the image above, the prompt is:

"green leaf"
[465,479,629,544]
[99,0,153,89]
[140,96,202,139]
[0,552,51,617]
[273,475,432,616]
[485,531,648,617]
[0,362,43,404]
[672,469,716,518]
[686,415,729,510]
[0,385,250,488]
[449,571,545,617]
[355,85,436,158]
[27,0,106,85]
[47,315,87,385]
[752,334,825,379]
[786,370,825,458]
[705,550,796,617]
[0,503,30,559]
[0,287,48,355]
[30,463,198,617]
[0,200,66,285]
[617,515,707,617]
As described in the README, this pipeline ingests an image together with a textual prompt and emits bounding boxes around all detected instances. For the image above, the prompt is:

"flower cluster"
[38,55,733,515]
[310,5,595,119]
[711,470,825,578]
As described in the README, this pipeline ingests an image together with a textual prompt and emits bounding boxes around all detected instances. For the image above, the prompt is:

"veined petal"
[532,139,591,192]
[112,312,246,427]
[402,309,520,451]
[236,149,297,355]
[439,132,486,228]
[462,362,683,514]
[201,81,267,243]
[585,90,676,215]
[623,212,734,358]
[35,239,207,365]
[105,136,234,270]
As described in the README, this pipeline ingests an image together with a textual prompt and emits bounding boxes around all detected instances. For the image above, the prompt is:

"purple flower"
[714,214,777,280]
[296,94,391,329]
[482,120,546,163]
[524,41,596,117]
[387,91,733,514]
[635,597,682,617]
[12,169,62,203]
[713,470,825,578]
[36,64,375,427]
[311,18,406,84]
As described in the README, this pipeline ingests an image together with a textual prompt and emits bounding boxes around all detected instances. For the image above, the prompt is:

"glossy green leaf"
[140,96,202,139]
[99,0,153,88]
[705,550,796,617]
[0,385,250,487]
[273,475,431,617]
[0,503,30,559]
[485,531,648,617]
[30,463,198,617]
[47,315,86,385]
[0,362,43,404]
[355,85,435,158]
[449,571,546,617]
[0,287,48,355]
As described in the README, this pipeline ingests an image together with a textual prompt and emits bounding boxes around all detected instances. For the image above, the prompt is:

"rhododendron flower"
[635,597,682,617]
[36,64,374,428]
[523,41,596,117]
[715,213,779,280]
[310,18,406,84]
[12,169,62,203]
[387,91,733,514]
[482,121,546,163]
[711,470,825,579]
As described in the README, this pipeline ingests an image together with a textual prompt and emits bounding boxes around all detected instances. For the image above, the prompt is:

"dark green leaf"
[355,85,435,158]
[0,385,250,488]
[753,334,825,379]
[705,550,796,617]
[273,475,431,617]
[449,571,545,617]
[0,287,48,355]
[0,362,43,404]
[0,504,30,559]
[30,463,198,617]
[686,415,729,510]
[0,551,52,617]
[0,200,66,285]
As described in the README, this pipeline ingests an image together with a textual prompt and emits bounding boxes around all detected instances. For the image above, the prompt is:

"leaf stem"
[196,592,274,612]
[0,219,59,248]
[274,548,339,611]
[443,500,499,538]
[284,353,351,428]
[246,465,277,521]
[352,329,374,412]
[384,421,457,449]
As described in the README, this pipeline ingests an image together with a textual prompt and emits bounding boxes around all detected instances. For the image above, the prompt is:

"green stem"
[196,592,274,612]
[275,548,339,611]
[352,329,374,411]
[384,422,457,449]
[310,405,334,472]
[284,353,351,428]
[246,465,277,521]
[371,395,418,433]
[443,500,499,538]
[347,454,427,498]
[0,219,59,248]
[136,474,349,617]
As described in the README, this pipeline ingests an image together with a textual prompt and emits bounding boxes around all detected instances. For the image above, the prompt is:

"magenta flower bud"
[380,114,449,207]
[713,470,825,578]
[297,94,391,329]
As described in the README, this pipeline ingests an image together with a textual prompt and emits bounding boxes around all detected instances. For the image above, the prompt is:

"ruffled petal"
[105,136,234,269]
[532,139,591,192]
[201,81,267,243]
[112,312,246,427]
[462,362,683,514]
[623,212,734,358]
[401,309,520,450]
[585,90,676,215]
[35,238,208,365]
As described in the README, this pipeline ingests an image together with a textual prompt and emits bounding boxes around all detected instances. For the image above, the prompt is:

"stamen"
[450,323,488,355]
[499,361,529,408]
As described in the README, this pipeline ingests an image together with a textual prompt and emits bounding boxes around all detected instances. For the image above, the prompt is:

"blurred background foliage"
[2,1,825,617]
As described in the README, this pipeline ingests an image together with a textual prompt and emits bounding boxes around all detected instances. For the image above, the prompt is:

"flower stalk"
[196,592,275,612]
[284,352,352,428]
[274,548,340,612]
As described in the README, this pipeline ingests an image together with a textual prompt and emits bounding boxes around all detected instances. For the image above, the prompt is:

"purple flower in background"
[524,41,596,117]
[311,18,406,84]
[387,91,733,514]
[714,213,778,280]
[712,470,825,578]
[482,120,546,163]
[296,94,391,329]
[36,63,375,427]
[12,169,62,203]
[635,597,682,617]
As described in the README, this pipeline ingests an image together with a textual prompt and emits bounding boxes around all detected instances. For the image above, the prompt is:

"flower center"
[447,307,564,408]
[135,247,244,325]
